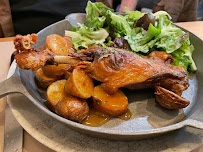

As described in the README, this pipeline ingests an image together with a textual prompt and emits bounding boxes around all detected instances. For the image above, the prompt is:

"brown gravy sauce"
[118,108,132,120]
[82,107,132,127]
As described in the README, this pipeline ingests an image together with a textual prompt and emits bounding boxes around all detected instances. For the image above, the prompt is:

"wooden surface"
[0,21,202,152]
[175,21,203,39]
[0,37,15,42]
[0,41,15,152]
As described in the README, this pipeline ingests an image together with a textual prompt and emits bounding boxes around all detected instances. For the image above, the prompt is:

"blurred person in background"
[153,0,199,22]
[197,0,203,20]
[0,0,111,37]
[117,0,199,22]
[119,0,157,12]
[0,0,14,37]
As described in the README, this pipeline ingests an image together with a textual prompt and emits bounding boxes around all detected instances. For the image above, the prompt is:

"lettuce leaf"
[155,15,186,53]
[153,11,172,20]
[65,3,196,72]
[153,14,196,71]
[85,1,113,31]
[85,1,113,18]
[171,39,197,71]
[65,24,109,49]
[124,13,196,72]
[105,10,132,38]
[78,24,109,40]
[85,16,106,30]
[125,24,160,53]
[124,7,144,27]
[125,7,144,21]
[66,2,111,49]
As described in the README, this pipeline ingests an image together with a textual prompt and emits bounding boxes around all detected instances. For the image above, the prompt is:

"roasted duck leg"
[73,47,189,94]
[70,47,190,109]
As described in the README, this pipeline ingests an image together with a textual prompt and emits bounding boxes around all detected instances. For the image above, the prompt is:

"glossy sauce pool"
[82,107,132,127]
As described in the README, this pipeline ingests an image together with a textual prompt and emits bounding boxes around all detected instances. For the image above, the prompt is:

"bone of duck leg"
[13,34,80,71]
[15,49,80,72]
[155,86,190,109]
[14,34,38,53]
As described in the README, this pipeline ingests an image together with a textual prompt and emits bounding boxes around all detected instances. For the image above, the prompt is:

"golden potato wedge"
[155,86,190,109]
[42,64,71,78]
[46,79,89,122]
[35,68,58,89]
[46,34,74,55]
[92,85,128,117]
[46,80,67,111]
[55,95,89,123]
[64,68,94,99]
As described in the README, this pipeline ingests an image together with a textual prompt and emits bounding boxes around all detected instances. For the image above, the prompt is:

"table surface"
[0,21,203,152]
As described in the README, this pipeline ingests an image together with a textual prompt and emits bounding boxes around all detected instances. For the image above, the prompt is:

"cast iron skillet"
[0,14,203,140]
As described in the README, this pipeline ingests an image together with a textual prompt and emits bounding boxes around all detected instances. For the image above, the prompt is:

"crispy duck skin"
[71,47,190,109]
[13,34,53,71]
[74,47,189,96]
[14,48,54,72]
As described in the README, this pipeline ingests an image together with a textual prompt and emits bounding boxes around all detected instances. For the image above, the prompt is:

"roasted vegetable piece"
[46,80,67,111]
[55,95,89,123]
[92,85,128,117]
[47,80,89,122]
[64,67,94,99]
[155,86,190,109]
[46,34,74,55]
[42,64,71,78]
[35,68,58,89]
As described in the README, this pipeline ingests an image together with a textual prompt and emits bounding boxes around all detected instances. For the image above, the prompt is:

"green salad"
[65,1,197,72]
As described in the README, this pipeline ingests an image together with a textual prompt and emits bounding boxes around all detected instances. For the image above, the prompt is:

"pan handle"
[184,107,203,129]
[0,76,25,99]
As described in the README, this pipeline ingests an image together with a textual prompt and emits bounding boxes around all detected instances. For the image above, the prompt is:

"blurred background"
[0,0,202,37]
[112,0,203,21]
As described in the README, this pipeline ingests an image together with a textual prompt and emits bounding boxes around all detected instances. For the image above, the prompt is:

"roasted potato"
[47,80,89,122]
[64,68,94,99]
[55,95,89,123]
[46,34,74,55]
[92,85,128,117]
[35,68,58,89]
[46,80,67,111]
[42,64,71,78]
[64,71,72,80]
[155,86,190,109]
